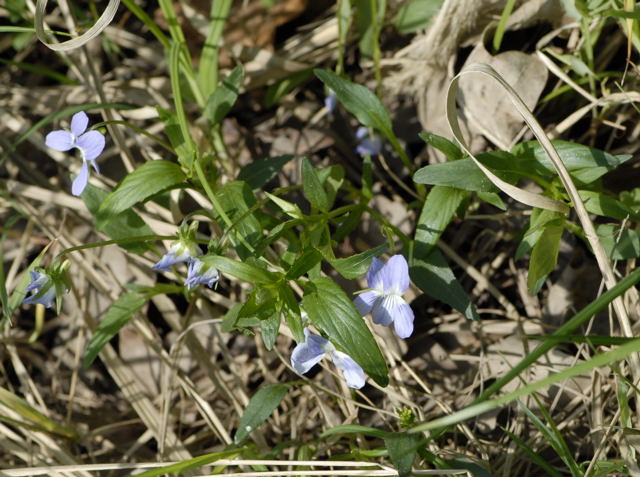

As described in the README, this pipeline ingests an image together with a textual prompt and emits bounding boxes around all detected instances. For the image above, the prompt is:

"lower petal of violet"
[76,131,106,161]
[331,350,365,389]
[71,160,90,196]
[391,301,415,339]
[370,295,396,327]
[291,340,326,375]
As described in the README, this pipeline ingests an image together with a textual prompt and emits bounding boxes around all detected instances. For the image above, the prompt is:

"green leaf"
[394,0,443,34]
[384,432,421,477]
[280,286,304,343]
[314,69,394,141]
[214,181,262,259]
[477,191,506,210]
[515,208,559,260]
[596,224,640,259]
[97,160,186,221]
[203,65,243,126]
[133,449,243,477]
[156,107,195,169]
[418,131,463,160]
[205,256,279,285]
[528,215,565,293]
[264,69,312,107]
[303,277,388,386]
[286,248,323,280]
[413,159,498,192]
[410,248,479,320]
[329,244,387,279]
[301,157,329,211]
[234,383,290,443]
[579,190,639,221]
[511,140,632,183]
[83,293,146,368]
[320,424,389,439]
[237,155,294,190]
[82,184,153,254]
[318,164,344,210]
[261,311,280,350]
[415,186,468,259]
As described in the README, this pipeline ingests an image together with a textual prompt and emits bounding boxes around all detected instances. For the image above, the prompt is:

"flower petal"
[71,160,90,196]
[45,130,74,151]
[185,259,204,289]
[392,302,414,338]
[371,294,403,327]
[353,290,378,316]
[76,130,105,161]
[90,160,100,174]
[25,271,47,292]
[356,126,368,140]
[70,111,89,137]
[291,333,328,375]
[331,351,365,389]
[379,254,410,294]
[366,257,385,289]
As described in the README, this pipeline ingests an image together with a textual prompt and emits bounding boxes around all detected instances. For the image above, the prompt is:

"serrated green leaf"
[528,215,565,293]
[97,160,186,221]
[204,65,243,126]
[330,244,387,279]
[82,184,153,254]
[83,293,146,368]
[237,155,294,190]
[314,69,393,140]
[234,383,290,443]
[301,157,329,211]
[384,432,421,477]
[410,248,478,320]
[303,277,388,386]
[205,256,279,285]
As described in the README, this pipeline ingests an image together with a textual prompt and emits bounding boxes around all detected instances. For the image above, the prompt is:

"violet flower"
[22,270,56,308]
[153,241,202,272]
[291,328,365,389]
[325,91,337,115]
[355,126,382,156]
[45,111,105,196]
[353,254,415,339]
[185,258,219,289]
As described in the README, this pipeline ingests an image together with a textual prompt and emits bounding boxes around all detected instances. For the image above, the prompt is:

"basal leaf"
[83,293,145,368]
[234,383,290,443]
[384,432,421,477]
[97,160,186,221]
[528,215,565,293]
[303,277,388,386]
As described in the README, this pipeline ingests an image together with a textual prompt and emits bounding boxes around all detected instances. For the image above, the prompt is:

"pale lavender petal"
[371,294,399,327]
[331,351,365,389]
[152,251,180,272]
[199,267,219,288]
[325,92,337,115]
[185,259,204,289]
[23,286,56,308]
[76,131,105,161]
[71,160,90,196]
[356,126,368,140]
[379,254,410,293]
[23,272,56,308]
[25,271,47,292]
[392,302,415,339]
[90,160,100,173]
[70,111,88,137]
[45,130,74,151]
[353,290,378,316]
[291,333,327,375]
[366,257,385,289]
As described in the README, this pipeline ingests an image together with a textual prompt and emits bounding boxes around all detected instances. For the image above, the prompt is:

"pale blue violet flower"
[355,126,382,156]
[23,270,56,308]
[185,258,219,289]
[291,328,365,389]
[353,254,415,339]
[45,111,105,196]
[325,91,337,115]
[153,240,202,272]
